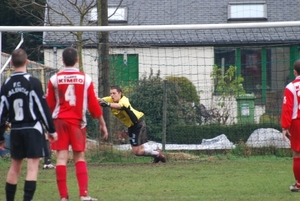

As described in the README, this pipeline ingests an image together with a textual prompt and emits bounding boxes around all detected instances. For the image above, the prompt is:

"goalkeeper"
[99,86,166,163]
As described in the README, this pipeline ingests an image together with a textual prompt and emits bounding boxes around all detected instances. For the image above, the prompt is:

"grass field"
[0,155,299,201]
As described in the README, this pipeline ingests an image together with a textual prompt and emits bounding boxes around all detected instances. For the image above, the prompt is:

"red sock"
[76,161,88,197]
[56,165,68,198]
[293,158,300,186]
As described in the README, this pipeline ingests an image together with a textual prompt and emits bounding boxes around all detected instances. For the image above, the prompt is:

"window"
[241,49,262,96]
[90,8,97,21]
[228,2,267,21]
[108,7,128,22]
[90,6,128,23]
[215,48,236,73]
[214,46,291,106]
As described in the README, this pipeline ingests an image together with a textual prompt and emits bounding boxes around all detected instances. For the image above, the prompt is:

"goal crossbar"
[1,21,300,32]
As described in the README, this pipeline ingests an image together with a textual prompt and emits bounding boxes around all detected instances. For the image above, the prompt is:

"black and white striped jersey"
[0,72,56,141]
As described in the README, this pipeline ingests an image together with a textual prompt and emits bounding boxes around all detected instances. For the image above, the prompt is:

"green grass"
[0,156,298,201]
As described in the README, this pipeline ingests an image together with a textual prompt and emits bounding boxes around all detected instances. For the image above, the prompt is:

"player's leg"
[71,125,97,200]
[52,119,70,200]
[56,150,69,199]
[73,151,91,199]
[6,158,23,201]
[129,120,166,163]
[23,127,47,201]
[128,119,148,156]
[289,119,300,192]
[6,130,24,201]
[23,158,40,201]
[289,150,300,192]
[131,143,166,163]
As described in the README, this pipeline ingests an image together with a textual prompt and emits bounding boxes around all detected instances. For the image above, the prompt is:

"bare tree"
[7,0,97,72]
[96,0,124,138]
[7,0,125,139]
[96,0,111,140]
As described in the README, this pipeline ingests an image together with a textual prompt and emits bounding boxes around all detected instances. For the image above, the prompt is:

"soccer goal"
[0,21,298,156]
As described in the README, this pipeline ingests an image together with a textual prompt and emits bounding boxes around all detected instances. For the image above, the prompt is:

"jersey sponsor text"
[58,75,84,85]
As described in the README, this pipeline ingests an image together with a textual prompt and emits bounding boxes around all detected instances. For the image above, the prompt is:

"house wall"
[110,46,215,107]
[44,48,100,90]
[44,46,265,124]
[44,46,214,105]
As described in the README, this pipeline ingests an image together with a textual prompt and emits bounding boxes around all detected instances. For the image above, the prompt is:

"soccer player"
[0,48,58,201]
[99,86,166,163]
[281,59,300,192]
[46,47,108,201]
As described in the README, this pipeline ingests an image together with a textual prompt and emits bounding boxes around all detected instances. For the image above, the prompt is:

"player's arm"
[0,118,9,150]
[0,117,7,142]
[99,97,126,110]
[32,78,57,141]
[45,79,56,114]
[112,96,130,109]
[0,90,9,149]
[109,102,122,109]
[281,89,293,129]
[281,88,293,141]
[97,115,108,140]
[98,97,112,107]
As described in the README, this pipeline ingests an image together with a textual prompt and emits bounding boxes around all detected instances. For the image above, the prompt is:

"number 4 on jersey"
[65,84,76,106]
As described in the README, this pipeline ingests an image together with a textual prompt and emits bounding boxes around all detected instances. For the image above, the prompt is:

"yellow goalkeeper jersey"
[102,96,144,127]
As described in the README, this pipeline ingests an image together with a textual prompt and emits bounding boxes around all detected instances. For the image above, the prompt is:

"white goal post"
[0,21,300,32]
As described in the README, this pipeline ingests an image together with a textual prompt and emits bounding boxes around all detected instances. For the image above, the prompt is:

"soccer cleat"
[43,163,56,169]
[152,156,160,163]
[80,195,98,201]
[157,149,166,163]
[60,198,68,201]
[290,184,300,192]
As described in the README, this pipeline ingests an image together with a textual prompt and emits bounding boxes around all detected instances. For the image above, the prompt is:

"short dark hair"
[62,47,78,67]
[294,60,300,75]
[11,48,27,68]
[110,86,122,93]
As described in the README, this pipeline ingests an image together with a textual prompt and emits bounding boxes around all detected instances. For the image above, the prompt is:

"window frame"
[90,6,128,23]
[108,6,128,23]
[228,1,267,21]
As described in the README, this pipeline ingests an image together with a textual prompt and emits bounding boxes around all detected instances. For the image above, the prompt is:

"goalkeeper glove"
[99,98,110,107]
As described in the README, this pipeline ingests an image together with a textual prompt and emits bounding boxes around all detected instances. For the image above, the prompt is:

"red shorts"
[51,119,86,151]
[290,119,300,151]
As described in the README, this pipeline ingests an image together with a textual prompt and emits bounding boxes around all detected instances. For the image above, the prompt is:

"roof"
[43,0,300,47]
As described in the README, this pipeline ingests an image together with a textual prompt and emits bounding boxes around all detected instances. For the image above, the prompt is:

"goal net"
[0,22,297,158]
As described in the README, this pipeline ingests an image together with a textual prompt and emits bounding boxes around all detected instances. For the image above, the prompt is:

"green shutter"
[109,54,139,87]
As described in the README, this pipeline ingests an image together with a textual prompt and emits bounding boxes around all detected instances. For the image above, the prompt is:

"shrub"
[259,113,280,124]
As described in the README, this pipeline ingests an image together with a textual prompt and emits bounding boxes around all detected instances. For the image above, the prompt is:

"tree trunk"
[97,0,111,142]
[77,32,84,72]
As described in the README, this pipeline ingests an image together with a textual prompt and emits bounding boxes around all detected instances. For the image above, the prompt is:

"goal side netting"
[0,22,297,157]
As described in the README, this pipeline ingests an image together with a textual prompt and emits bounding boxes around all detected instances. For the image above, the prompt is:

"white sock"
[143,143,159,157]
